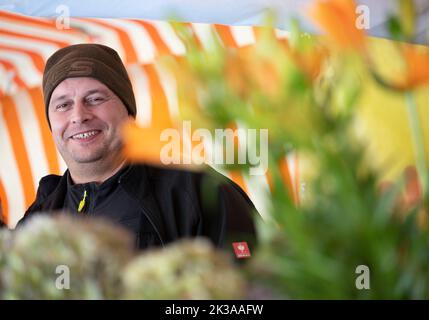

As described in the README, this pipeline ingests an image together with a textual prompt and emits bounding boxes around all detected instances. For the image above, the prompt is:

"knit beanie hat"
[42,43,137,127]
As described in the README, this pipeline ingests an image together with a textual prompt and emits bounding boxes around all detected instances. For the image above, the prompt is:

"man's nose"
[70,101,93,124]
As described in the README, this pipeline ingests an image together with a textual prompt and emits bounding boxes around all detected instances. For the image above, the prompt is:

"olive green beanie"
[42,43,136,127]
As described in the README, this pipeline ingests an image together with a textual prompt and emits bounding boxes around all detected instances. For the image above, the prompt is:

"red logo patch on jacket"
[232,241,251,259]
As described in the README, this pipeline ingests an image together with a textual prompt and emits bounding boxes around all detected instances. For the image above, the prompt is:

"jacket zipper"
[78,190,87,213]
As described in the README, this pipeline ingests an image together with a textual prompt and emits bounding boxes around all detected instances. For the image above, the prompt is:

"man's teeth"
[72,131,99,139]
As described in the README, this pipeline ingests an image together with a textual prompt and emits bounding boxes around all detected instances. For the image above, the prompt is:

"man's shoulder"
[36,173,65,200]
[18,173,66,227]
[40,173,63,184]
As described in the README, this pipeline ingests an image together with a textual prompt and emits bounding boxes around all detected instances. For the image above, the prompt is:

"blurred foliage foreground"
[0,215,245,299]
[2,0,429,299]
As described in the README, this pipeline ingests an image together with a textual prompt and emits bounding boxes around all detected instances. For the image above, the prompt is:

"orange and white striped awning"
[0,10,298,228]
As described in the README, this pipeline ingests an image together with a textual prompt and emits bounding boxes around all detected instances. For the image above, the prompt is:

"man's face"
[48,77,130,166]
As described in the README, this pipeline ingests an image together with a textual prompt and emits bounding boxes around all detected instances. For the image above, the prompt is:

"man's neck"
[69,159,127,185]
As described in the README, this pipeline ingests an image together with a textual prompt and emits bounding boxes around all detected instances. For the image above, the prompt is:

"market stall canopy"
[1,0,429,44]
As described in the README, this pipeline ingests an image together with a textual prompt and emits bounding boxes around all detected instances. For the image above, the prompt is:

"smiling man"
[17,44,258,254]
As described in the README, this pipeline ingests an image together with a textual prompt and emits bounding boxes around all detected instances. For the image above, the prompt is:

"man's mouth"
[70,130,101,140]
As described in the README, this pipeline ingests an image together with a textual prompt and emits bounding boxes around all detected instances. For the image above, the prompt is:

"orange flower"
[402,166,422,209]
[401,166,427,228]
[395,44,429,90]
[225,46,281,98]
[308,0,366,51]
[121,120,170,166]
[121,117,201,170]
[294,47,326,81]
[380,166,427,228]
[280,39,327,82]
[279,156,299,204]
[265,156,298,204]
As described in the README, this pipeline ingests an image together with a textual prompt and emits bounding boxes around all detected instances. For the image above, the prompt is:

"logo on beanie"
[68,61,94,76]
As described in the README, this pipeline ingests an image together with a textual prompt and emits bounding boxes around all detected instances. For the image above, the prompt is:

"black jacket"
[18,164,258,253]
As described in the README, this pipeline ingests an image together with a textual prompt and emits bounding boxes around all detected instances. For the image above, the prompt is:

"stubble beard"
[59,135,124,172]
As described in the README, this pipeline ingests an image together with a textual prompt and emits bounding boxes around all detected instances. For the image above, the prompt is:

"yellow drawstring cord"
[78,190,87,213]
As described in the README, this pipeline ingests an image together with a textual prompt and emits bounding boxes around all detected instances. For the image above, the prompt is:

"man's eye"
[87,97,104,104]
[56,103,68,110]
